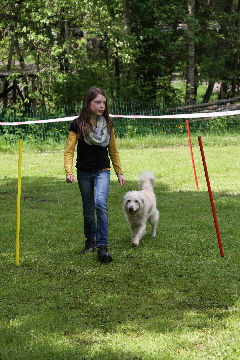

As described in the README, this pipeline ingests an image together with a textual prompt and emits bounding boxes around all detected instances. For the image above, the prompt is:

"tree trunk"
[2,0,24,108]
[231,0,240,96]
[203,82,215,103]
[2,39,15,108]
[114,55,120,96]
[219,82,228,100]
[15,38,29,103]
[185,0,195,105]
[122,0,132,92]
[123,0,131,36]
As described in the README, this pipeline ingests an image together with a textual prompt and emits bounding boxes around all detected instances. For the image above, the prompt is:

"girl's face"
[90,94,106,120]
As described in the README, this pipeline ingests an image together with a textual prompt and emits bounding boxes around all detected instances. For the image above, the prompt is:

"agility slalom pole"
[186,120,199,190]
[198,137,224,257]
[16,139,22,266]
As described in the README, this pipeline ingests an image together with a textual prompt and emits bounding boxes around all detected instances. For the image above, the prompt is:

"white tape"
[110,110,240,119]
[0,110,240,125]
[0,116,75,126]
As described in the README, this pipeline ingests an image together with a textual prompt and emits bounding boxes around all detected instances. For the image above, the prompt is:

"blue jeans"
[77,170,110,247]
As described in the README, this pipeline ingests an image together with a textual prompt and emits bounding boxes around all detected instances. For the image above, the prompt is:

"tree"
[185,0,196,104]
[1,0,240,108]
[195,0,240,101]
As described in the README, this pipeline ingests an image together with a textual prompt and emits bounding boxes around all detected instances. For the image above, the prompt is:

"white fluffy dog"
[123,171,159,246]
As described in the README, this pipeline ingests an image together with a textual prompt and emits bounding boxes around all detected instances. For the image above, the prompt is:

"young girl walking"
[64,87,126,263]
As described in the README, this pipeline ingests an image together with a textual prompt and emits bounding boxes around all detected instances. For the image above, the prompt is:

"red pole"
[198,136,224,257]
[186,120,199,190]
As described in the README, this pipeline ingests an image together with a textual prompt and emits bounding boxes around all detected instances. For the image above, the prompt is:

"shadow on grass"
[1,176,240,359]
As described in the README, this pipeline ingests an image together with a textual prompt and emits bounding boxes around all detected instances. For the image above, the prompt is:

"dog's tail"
[139,171,156,190]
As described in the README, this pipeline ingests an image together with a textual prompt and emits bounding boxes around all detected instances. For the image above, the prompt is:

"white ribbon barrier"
[1,110,240,125]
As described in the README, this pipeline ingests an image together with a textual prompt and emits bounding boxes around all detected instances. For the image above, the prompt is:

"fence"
[1,101,240,143]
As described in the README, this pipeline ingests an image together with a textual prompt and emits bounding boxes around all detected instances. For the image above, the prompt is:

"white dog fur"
[123,171,159,246]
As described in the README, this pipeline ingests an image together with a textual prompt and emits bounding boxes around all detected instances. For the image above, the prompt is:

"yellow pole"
[16,139,22,266]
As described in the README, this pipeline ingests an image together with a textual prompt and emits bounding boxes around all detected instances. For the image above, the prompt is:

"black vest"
[70,119,110,172]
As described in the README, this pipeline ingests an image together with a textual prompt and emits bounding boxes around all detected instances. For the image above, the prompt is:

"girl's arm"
[64,131,78,182]
[108,129,126,186]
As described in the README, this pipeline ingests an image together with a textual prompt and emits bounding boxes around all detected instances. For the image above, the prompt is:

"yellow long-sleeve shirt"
[64,128,123,176]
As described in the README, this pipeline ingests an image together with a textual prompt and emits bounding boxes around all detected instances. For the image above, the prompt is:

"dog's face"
[123,191,144,215]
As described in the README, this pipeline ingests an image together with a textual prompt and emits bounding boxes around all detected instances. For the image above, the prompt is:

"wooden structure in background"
[0,69,37,107]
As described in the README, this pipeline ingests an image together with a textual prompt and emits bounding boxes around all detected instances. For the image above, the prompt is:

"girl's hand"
[66,174,75,183]
[117,174,126,186]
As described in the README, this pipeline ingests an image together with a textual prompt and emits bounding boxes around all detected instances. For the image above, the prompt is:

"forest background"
[1,0,240,112]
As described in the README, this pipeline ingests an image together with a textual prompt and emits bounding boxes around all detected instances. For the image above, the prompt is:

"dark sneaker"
[82,239,96,253]
[97,245,113,263]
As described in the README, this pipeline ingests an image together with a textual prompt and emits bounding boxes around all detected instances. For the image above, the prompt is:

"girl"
[64,87,126,263]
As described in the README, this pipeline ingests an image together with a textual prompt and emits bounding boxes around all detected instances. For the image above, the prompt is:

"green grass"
[1,134,240,359]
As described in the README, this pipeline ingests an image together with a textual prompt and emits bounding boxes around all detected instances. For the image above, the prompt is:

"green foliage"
[189,116,240,135]
[1,0,240,106]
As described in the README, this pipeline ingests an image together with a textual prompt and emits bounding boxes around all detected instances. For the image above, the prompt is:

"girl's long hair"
[76,87,113,138]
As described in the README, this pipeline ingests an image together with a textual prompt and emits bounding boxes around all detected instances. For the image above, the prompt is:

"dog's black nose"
[129,207,133,212]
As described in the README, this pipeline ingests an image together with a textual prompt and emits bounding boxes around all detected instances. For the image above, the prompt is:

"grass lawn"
[1,134,240,359]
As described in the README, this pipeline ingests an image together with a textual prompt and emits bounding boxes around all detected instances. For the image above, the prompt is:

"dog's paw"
[151,230,157,237]
[132,240,139,247]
